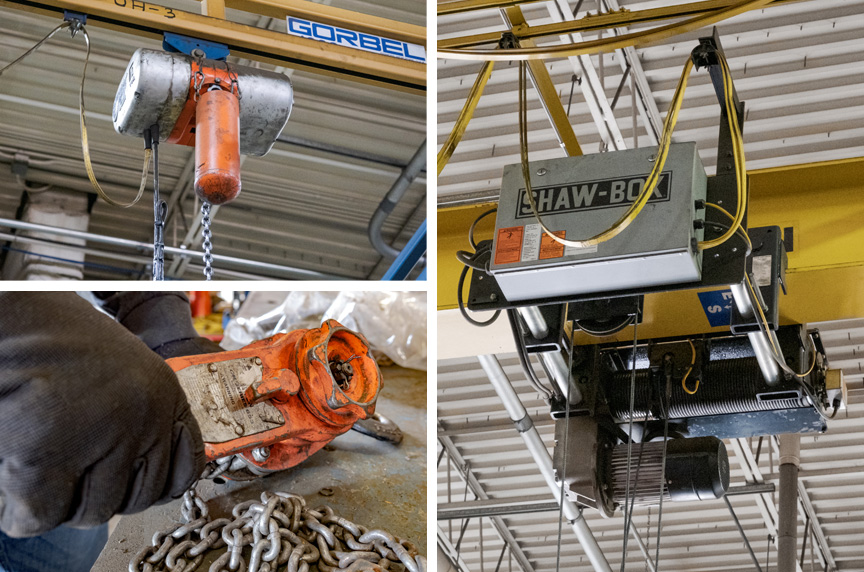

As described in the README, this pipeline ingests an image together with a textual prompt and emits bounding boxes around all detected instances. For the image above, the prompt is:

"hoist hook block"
[165,320,382,474]
[113,49,293,205]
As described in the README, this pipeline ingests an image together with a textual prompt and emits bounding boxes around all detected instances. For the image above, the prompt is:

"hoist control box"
[489,143,708,301]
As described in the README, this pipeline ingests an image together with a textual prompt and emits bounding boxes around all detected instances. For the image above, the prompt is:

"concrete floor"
[94,364,426,570]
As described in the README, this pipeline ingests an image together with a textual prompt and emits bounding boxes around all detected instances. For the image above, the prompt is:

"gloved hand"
[94,292,222,359]
[0,292,206,538]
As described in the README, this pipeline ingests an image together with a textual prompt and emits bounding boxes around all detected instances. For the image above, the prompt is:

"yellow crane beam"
[0,0,425,94]
[439,0,801,50]
[438,157,864,342]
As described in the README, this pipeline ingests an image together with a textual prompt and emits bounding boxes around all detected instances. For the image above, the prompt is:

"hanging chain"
[151,124,166,281]
[201,202,214,281]
[129,486,427,572]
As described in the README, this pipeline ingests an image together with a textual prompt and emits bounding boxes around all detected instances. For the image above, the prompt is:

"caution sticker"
[495,226,524,264]
[540,231,566,260]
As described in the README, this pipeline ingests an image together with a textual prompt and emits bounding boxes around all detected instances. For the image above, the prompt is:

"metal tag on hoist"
[174,357,285,444]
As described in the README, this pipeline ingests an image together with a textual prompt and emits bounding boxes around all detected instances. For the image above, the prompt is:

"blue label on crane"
[286,17,426,64]
[697,289,734,327]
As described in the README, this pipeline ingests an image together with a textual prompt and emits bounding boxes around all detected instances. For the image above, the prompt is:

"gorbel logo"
[515,172,672,219]
[286,17,426,63]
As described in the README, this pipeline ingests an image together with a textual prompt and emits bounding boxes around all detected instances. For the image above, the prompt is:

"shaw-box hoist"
[456,31,847,516]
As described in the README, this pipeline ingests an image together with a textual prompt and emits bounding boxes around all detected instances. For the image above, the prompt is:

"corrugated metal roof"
[0,0,426,279]
[437,0,864,202]
[437,318,864,571]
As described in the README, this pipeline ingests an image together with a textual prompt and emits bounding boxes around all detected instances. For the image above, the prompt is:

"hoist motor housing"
[112,48,293,157]
[489,143,707,302]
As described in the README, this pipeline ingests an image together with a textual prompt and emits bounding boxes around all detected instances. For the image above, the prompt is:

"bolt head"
[254,357,262,366]
[208,363,218,373]
[251,447,271,462]
[536,168,547,176]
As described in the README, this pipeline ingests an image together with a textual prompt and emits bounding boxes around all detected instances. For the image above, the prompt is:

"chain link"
[129,487,426,572]
[201,202,214,281]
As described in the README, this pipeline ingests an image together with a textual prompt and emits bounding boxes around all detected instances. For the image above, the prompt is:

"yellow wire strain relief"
[699,54,747,249]
[744,273,817,378]
[79,28,149,208]
[682,339,699,395]
[705,202,752,251]
[439,0,775,61]
[437,61,495,176]
[519,58,694,249]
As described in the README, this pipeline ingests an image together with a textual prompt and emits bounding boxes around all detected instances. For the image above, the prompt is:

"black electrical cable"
[506,309,555,400]
[469,208,497,250]
[456,209,503,328]
[702,220,752,256]
[457,263,501,327]
[574,314,635,337]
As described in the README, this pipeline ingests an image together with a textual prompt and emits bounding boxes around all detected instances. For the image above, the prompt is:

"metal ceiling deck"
[0,0,426,280]
[437,317,864,572]
[437,0,864,202]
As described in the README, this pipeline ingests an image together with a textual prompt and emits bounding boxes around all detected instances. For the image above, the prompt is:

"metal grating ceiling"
[437,317,864,572]
[0,0,426,280]
[437,0,864,203]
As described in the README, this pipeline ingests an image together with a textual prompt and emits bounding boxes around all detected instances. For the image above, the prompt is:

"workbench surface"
[94,364,427,570]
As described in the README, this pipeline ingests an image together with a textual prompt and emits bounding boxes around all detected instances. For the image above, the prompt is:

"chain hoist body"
[166,320,381,474]
[112,48,293,278]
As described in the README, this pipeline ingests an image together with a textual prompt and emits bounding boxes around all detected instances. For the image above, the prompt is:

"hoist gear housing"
[165,319,381,474]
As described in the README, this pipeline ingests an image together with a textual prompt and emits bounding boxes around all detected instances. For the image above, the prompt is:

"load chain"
[129,486,426,572]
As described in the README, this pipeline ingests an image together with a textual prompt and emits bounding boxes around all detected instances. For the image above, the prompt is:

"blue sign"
[286,17,426,64]
[697,289,734,328]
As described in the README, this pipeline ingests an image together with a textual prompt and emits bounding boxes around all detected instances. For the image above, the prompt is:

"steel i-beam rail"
[0,0,425,94]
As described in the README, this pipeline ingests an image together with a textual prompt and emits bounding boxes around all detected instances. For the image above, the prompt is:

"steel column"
[777,434,801,572]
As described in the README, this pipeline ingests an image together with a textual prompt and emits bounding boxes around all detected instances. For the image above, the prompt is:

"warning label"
[175,357,285,444]
[495,226,524,264]
[540,231,565,260]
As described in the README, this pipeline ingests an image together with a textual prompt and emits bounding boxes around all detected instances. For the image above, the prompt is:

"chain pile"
[129,487,426,572]
[201,202,214,281]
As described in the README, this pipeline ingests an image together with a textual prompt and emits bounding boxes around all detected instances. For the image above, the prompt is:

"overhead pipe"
[478,354,615,572]
[0,217,339,280]
[777,434,801,572]
[0,231,273,280]
[368,140,427,259]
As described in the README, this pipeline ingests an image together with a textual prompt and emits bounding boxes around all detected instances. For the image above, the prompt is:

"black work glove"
[94,292,222,359]
[0,292,206,538]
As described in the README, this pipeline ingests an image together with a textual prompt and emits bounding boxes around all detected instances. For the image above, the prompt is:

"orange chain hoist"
[113,48,293,205]
[165,320,381,474]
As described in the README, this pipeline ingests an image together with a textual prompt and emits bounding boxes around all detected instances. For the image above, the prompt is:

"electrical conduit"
[368,140,427,259]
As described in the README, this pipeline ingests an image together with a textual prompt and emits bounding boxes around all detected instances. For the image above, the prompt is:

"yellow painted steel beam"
[0,0,425,94]
[438,157,864,341]
[196,0,425,47]
[505,6,582,157]
[201,0,226,19]
[438,0,544,17]
[439,0,801,50]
